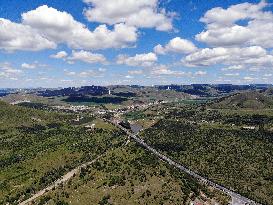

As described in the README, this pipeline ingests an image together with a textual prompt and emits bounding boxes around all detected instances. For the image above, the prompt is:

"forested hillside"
[141,119,273,205]
[0,102,123,204]
[210,91,273,109]
[0,102,228,204]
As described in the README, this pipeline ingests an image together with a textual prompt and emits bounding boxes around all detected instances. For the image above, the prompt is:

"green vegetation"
[34,143,229,205]
[141,119,273,205]
[0,101,123,204]
[124,110,147,120]
[2,87,273,205]
[210,91,273,109]
[0,93,67,106]
[0,100,228,205]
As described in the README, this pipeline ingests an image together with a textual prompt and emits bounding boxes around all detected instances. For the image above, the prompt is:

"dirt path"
[19,155,103,205]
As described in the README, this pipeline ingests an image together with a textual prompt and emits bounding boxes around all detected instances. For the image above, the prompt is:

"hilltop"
[210,91,273,109]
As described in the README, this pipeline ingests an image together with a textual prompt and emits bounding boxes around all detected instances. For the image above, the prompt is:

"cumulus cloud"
[64,70,76,76]
[222,65,244,71]
[196,1,273,48]
[64,68,105,78]
[243,76,256,81]
[21,63,37,69]
[0,62,22,79]
[51,50,107,64]
[264,73,272,77]
[0,18,56,51]
[224,73,240,76]
[182,46,273,67]
[67,50,107,64]
[22,5,138,50]
[182,0,273,84]
[83,0,174,31]
[78,70,97,78]
[125,75,134,79]
[98,68,107,72]
[50,51,68,59]
[195,71,207,76]
[0,5,138,51]
[154,37,197,54]
[150,65,185,76]
[117,52,157,67]
[128,70,144,75]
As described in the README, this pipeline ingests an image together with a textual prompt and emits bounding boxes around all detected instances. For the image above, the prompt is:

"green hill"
[0,101,228,204]
[0,101,123,204]
[141,119,273,205]
[210,91,273,109]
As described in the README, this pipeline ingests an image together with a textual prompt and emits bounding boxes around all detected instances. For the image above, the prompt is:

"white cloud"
[222,65,244,71]
[195,71,207,76]
[154,37,197,54]
[224,73,240,76]
[182,46,272,67]
[68,50,107,64]
[125,75,134,79]
[64,68,105,78]
[153,44,166,55]
[22,5,138,50]
[243,76,256,81]
[117,52,157,67]
[264,73,272,77]
[21,63,36,69]
[150,65,185,76]
[83,0,174,31]
[196,1,273,48]
[0,18,56,51]
[0,62,22,78]
[78,70,97,78]
[128,70,143,75]
[248,67,261,72]
[64,69,76,76]
[0,5,138,52]
[51,50,107,65]
[50,51,68,59]
[21,62,47,69]
[98,68,107,72]
[183,47,229,67]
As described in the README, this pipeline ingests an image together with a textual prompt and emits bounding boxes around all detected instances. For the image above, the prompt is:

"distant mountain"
[157,84,273,97]
[210,91,273,109]
[38,86,109,97]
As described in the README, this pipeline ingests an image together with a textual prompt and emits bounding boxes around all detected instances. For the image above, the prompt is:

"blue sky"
[0,0,272,88]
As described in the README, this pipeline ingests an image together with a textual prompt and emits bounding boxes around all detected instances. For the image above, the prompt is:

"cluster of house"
[52,105,92,112]
[111,100,168,115]
[10,100,31,105]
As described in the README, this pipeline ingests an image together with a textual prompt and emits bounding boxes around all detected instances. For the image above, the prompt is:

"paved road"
[112,121,261,205]
[20,118,262,205]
